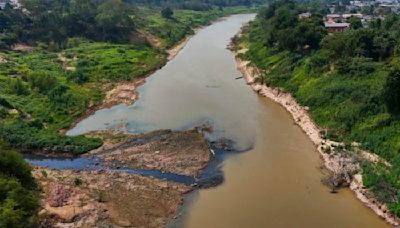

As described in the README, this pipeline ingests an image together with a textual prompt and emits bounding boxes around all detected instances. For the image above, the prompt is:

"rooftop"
[324,22,350,28]
[326,14,341,18]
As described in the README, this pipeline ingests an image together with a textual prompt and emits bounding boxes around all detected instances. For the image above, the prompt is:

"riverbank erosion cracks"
[231,34,400,226]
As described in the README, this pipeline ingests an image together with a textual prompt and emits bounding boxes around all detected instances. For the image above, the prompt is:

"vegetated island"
[231,0,400,225]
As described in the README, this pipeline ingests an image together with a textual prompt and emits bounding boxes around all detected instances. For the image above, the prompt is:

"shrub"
[28,71,58,94]
[74,177,83,186]
[0,146,39,227]
[97,191,106,202]
[384,66,400,115]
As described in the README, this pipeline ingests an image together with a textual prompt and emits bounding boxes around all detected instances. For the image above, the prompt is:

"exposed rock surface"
[103,79,145,107]
[34,168,192,227]
[88,130,213,177]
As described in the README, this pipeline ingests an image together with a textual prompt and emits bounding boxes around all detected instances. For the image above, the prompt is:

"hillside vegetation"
[0,0,260,155]
[0,0,266,225]
[0,144,39,227]
[238,0,400,216]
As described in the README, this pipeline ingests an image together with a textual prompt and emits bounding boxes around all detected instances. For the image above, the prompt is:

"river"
[66,14,389,227]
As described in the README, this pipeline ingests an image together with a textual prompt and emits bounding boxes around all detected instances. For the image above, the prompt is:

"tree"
[28,71,58,94]
[349,16,362,30]
[48,84,69,105]
[0,147,39,227]
[95,0,135,42]
[384,67,400,115]
[161,7,173,19]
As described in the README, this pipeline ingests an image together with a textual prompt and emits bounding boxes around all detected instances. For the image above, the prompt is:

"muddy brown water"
[69,14,390,227]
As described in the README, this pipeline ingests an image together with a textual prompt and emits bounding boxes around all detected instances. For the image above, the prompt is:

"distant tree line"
[127,0,268,11]
[0,0,137,49]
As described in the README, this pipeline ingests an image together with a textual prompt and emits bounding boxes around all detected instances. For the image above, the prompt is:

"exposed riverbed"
[35,14,389,227]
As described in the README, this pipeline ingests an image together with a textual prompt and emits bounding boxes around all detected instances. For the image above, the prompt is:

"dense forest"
[0,0,265,225]
[238,0,400,216]
[127,0,265,10]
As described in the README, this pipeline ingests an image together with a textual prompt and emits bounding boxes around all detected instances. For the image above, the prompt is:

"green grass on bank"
[0,6,257,155]
[143,7,257,48]
[239,12,400,215]
[0,41,166,154]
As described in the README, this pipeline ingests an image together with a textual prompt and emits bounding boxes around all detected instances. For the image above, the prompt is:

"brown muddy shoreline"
[230,31,400,226]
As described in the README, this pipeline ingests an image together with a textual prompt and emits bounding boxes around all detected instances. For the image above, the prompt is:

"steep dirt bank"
[231,36,400,226]
[34,168,192,227]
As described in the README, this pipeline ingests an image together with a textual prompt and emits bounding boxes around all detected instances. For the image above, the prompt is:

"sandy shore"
[168,35,192,61]
[232,36,400,226]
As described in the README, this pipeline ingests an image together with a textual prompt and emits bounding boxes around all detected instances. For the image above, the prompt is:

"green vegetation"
[0,41,166,154]
[74,177,83,186]
[97,191,107,203]
[0,144,39,227]
[240,0,400,216]
[0,0,261,156]
[143,6,258,47]
[0,0,265,224]
[127,0,266,11]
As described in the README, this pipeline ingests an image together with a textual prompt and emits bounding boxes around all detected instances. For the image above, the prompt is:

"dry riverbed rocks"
[34,129,213,227]
[34,168,192,227]
[89,130,212,177]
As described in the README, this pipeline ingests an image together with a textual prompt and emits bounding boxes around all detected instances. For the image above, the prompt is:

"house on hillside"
[342,13,363,19]
[380,4,400,13]
[325,14,342,22]
[324,22,350,32]
[0,0,6,9]
[299,12,311,19]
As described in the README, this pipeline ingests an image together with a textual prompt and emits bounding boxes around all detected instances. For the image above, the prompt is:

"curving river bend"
[65,14,388,227]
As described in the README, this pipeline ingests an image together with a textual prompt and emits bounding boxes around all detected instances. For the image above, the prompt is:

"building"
[342,13,363,19]
[380,4,400,13]
[0,0,6,9]
[324,22,350,32]
[325,14,342,22]
[299,12,311,19]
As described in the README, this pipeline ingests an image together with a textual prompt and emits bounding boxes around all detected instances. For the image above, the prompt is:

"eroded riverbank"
[231,31,399,226]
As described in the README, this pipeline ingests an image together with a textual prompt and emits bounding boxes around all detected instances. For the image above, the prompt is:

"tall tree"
[385,67,400,115]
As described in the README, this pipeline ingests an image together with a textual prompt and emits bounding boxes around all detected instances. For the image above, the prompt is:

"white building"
[0,0,6,9]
